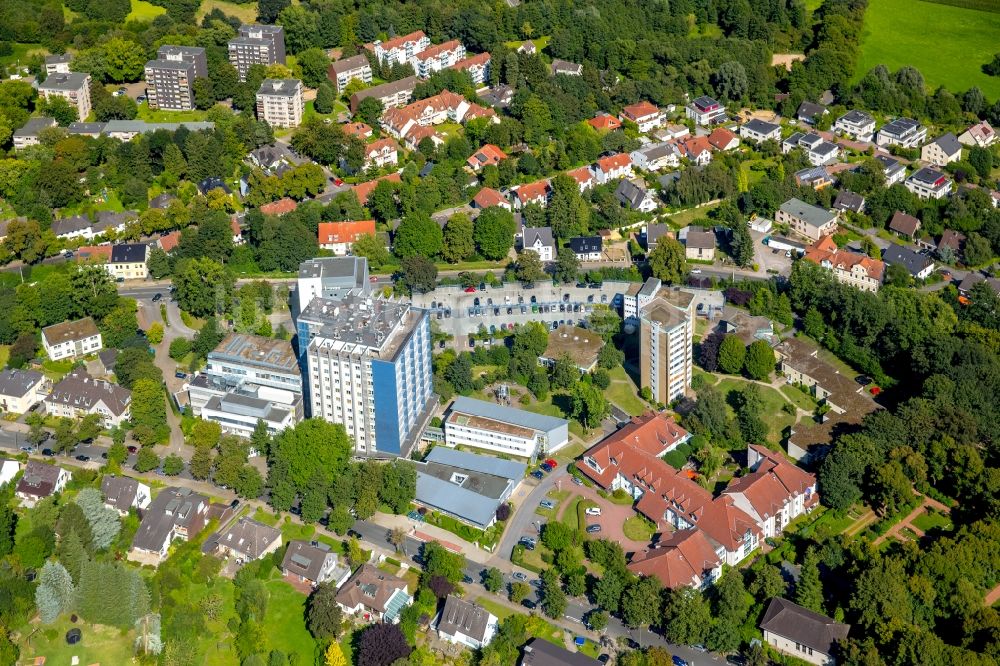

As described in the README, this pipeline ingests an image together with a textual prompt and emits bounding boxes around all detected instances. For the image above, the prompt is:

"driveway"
[494,467,569,561]
[560,484,651,550]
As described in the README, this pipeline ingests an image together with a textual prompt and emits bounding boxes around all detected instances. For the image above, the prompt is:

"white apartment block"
[640,289,695,404]
[444,396,569,458]
[38,72,91,121]
[328,54,372,93]
[256,79,304,128]
[228,24,286,81]
[370,31,430,67]
[413,40,466,78]
[42,317,103,361]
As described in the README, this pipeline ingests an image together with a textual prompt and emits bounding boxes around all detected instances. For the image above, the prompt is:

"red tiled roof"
[415,39,463,61]
[365,137,399,157]
[260,197,298,216]
[449,52,491,72]
[318,220,376,246]
[695,495,761,551]
[76,245,112,263]
[596,152,631,173]
[803,236,885,281]
[473,187,508,208]
[352,173,402,206]
[680,136,712,158]
[621,101,659,121]
[230,217,241,236]
[628,528,721,589]
[707,127,738,150]
[566,166,594,185]
[343,122,373,138]
[467,144,507,168]
[722,445,816,521]
[375,31,426,52]
[587,115,622,132]
[513,180,551,203]
[607,412,690,458]
[158,231,181,253]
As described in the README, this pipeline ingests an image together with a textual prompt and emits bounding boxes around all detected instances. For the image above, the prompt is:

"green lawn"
[476,596,518,620]
[128,0,167,21]
[0,345,9,368]
[664,201,722,229]
[604,365,647,416]
[503,36,551,52]
[263,578,319,664]
[18,619,136,665]
[856,0,1000,101]
[197,0,259,23]
[780,384,818,411]
[0,42,47,69]
[622,515,656,541]
[41,358,76,381]
[912,508,953,532]
[713,376,796,444]
[135,101,210,123]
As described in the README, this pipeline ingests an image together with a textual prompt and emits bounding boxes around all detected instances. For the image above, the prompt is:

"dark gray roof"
[797,101,827,121]
[550,59,582,75]
[46,370,131,417]
[523,226,554,249]
[909,167,949,187]
[760,597,850,656]
[685,226,716,250]
[645,222,670,246]
[198,177,231,195]
[880,117,920,137]
[212,517,281,559]
[615,180,650,210]
[0,368,44,398]
[101,475,141,512]
[838,110,873,126]
[282,539,335,581]
[13,117,56,138]
[257,78,300,98]
[149,193,177,209]
[425,446,526,480]
[882,244,933,276]
[874,154,904,176]
[67,122,106,135]
[45,54,72,64]
[110,243,148,264]
[931,133,962,156]
[330,54,369,74]
[437,595,493,642]
[569,236,602,254]
[520,638,600,666]
[132,487,208,552]
[16,460,64,499]
[744,118,780,135]
[833,190,865,213]
[39,71,89,91]
[888,211,920,236]
[777,198,836,230]
[795,167,829,185]
[691,96,720,110]
[416,448,527,529]
[51,215,91,236]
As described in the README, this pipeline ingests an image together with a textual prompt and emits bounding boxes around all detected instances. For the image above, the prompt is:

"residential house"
[16,461,71,507]
[740,118,781,143]
[368,31,430,67]
[107,243,149,280]
[45,54,72,75]
[937,229,965,259]
[42,317,102,361]
[197,177,231,196]
[923,132,964,167]
[619,101,663,133]
[834,110,875,141]
[353,173,402,206]
[336,563,413,623]
[256,78,304,128]
[888,211,921,240]
[282,539,352,588]
[958,120,996,148]
[958,272,1000,297]
[413,40,466,77]
[876,117,926,148]
[643,224,670,252]
[760,597,850,666]
[511,180,551,209]
[630,142,679,172]
[565,166,596,192]
[883,244,935,279]
[874,153,906,186]
[249,142,305,173]
[149,193,177,209]
[449,52,491,85]
[13,117,57,149]
[723,445,818,539]
[905,167,951,200]
[796,101,828,125]
[832,190,865,214]
[593,153,632,184]
[436,595,498,649]
[803,236,884,292]
[521,226,556,262]
[0,368,46,414]
[342,122,373,140]
[45,369,132,428]
[467,144,507,170]
[616,180,658,212]
[628,528,723,590]
[38,72,92,121]
[707,127,740,151]
[520,638,601,666]
[101,475,151,516]
[569,236,602,261]
[361,137,399,170]
[678,136,712,166]
[783,132,839,166]
[682,225,716,260]
[96,349,119,377]
[659,123,690,141]
[318,220,377,255]
[327,54,372,93]
[516,41,536,55]
[260,198,298,216]
[204,517,282,564]
[0,459,19,487]
[66,122,103,138]
[686,95,726,125]
[586,113,622,132]
[550,59,582,76]
[775,198,838,241]
[472,187,511,210]
[794,166,834,190]
[129,487,209,565]
[479,84,514,109]
[349,76,418,114]
[76,245,114,264]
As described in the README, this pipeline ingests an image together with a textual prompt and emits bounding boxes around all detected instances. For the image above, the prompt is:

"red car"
[464,286,477,293]
[545,459,558,468]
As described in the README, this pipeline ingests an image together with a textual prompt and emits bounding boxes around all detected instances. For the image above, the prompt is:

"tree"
[169,337,192,361]
[147,321,164,345]
[647,238,686,283]
[357,622,411,666]
[35,561,75,624]
[356,97,383,128]
[189,445,214,481]
[0,503,16,558]
[75,487,121,550]
[795,547,825,613]
[730,222,754,267]
[422,541,465,583]
[314,83,335,114]
[588,610,609,632]
[621,576,662,629]
[135,447,160,473]
[162,454,184,476]
[440,213,475,263]
[307,583,344,640]
[541,520,576,552]
[516,250,547,284]
[540,570,567,619]
[257,0,290,23]
[39,95,79,124]
[598,344,624,370]
[553,247,579,283]
[351,234,392,269]
[131,378,168,446]
[743,339,774,380]
[484,567,503,593]
[172,257,234,318]
[509,581,530,603]
[297,48,331,88]
[663,587,711,645]
[984,53,1000,77]
[473,207,517,260]
[399,256,438,294]
[325,641,348,666]
[550,354,578,390]
[968,145,993,180]
[718,335,746,374]
[378,459,416,514]
[748,565,786,601]
[714,61,749,103]
[571,382,608,429]
[394,214,442,259]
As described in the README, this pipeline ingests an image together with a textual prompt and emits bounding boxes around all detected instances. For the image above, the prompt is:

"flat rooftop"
[542,325,602,369]
[448,396,568,435]
[304,295,422,360]
[209,333,298,373]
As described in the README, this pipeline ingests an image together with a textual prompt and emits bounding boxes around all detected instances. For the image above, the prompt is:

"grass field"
[710,375,797,444]
[622,515,656,541]
[135,102,210,123]
[912,508,953,532]
[664,201,721,229]
[197,0,259,23]
[605,365,647,416]
[128,0,167,21]
[0,42,47,68]
[263,579,319,664]
[18,619,137,665]
[856,0,1000,101]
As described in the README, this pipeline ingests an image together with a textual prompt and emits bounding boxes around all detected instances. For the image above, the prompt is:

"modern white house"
[42,317,103,361]
[0,368,46,414]
[905,167,952,200]
[876,117,926,148]
[436,595,498,649]
[739,118,781,143]
[833,110,875,141]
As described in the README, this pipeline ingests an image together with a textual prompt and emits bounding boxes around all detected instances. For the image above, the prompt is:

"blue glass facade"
[371,359,401,455]
[371,312,432,457]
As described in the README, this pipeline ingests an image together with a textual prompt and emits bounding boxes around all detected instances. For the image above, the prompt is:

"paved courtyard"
[560,483,651,550]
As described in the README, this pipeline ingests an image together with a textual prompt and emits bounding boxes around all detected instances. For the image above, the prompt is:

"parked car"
[229,499,240,509]
[571,476,583,486]
[672,657,689,666]
[464,287,476,293]
[586,524,602,533]
[20,446,32,453]
[42,448,54,456]
[174,371,188,379]
[462,574,473,584]
[512,571,528,581]
[519,537,536,550]
[598,655,610,664]
[531,470,544,480]
[540,463,553,472]
[522,599,536,609]
[127,445,138,454]
[539,500,556,510]
[75,455,90,462]
[544,459,558,468]
[585,507,602,516]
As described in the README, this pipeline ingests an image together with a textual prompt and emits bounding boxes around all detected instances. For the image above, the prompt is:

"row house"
[449,52,491,85]
[318,220,376,255]
[565,166,595,192]
[630,142,680,172]
[803,236,884,292]
[368,31,430,67]
[834,110,876,141]
[876,117,926,148]
[593,152,633,184]
[412,40,466,77]
[362,137,400,170]
[380,90,495,143]
[620,101,664,133]
[782,132,840,166]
